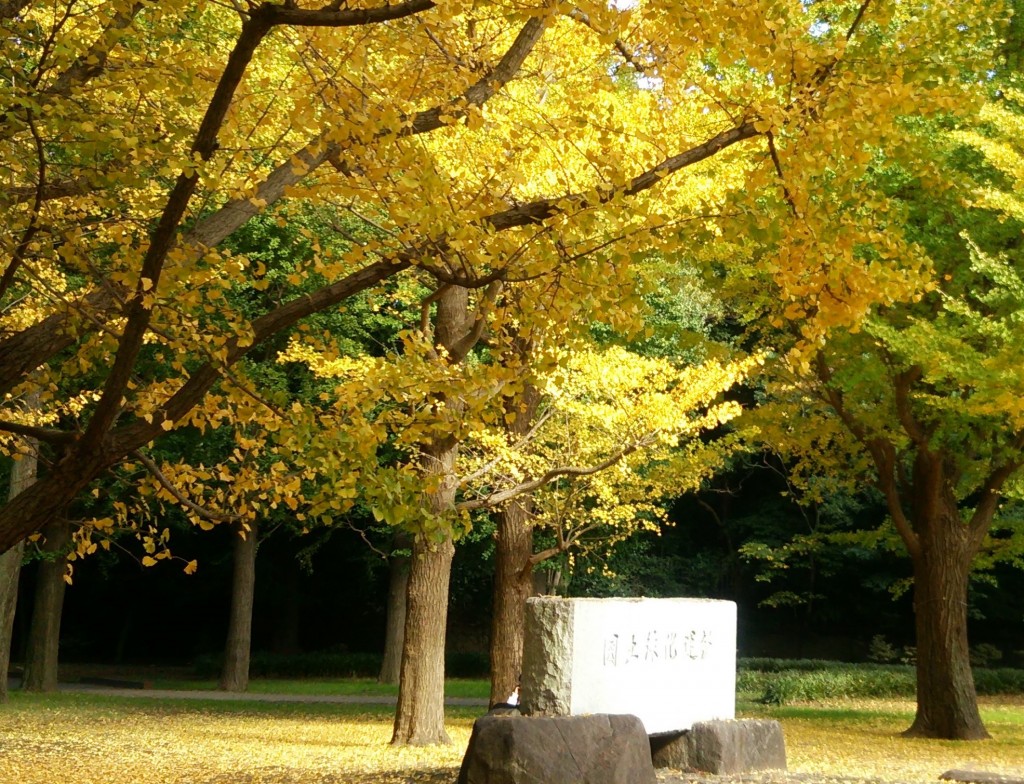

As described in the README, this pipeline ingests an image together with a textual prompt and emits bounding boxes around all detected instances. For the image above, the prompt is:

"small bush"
[867,635,899,664]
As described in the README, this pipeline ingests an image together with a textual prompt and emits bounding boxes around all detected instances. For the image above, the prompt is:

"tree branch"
[484,120,759,232]
[0,0,31,21]
[186,10,549,249]
[447,280,502,364]
[457,434,655,511]
[0,2,147,144]
[567,6,650,75]
[812,352,920,558]
[967,432,1024,548]
[133,450,240,523]
[80,9,278,451]
[766,130,798,217]
[0,419,75,444]
[265,0,435,27]
[0,109,46,303]
[892,365,927,445]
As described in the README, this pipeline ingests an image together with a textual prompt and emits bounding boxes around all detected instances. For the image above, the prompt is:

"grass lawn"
[1,691,1022,783]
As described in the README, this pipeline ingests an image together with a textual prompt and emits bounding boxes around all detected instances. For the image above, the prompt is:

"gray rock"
[457,713,657,784]
[651,719,786,775]
[519,597,574,717]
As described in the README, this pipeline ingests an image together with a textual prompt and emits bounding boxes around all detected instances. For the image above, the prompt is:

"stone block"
[521,597,736,734]
[650,719,786,775]
[457,713,656,784]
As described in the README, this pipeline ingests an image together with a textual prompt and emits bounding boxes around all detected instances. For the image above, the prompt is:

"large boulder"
[457,713,656,784]
[650,718,786,775]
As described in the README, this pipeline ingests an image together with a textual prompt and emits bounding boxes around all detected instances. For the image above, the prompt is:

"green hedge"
[736,659,1024,705]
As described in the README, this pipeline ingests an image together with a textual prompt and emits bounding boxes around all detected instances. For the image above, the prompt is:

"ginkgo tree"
[278,282,758,741]
[463,342,757,705]
[0,0,996,743]
[737,62,1024,739]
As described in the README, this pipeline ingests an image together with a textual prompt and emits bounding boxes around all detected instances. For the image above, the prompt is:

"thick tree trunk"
[22,514,71,692]
[0,449,36,701]
[391,533,455,745]
[392,284,470,746]
[379,532,410,684]
[219,519,259,692]
[905,504,988,740]
[489,498,534,706]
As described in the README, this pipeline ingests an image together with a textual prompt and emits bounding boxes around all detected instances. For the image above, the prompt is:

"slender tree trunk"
[22,514,71,692]
[0,541,24,701]
[0,448,36,701]
[905,503,988,740]
[489,376,539,706]
[489,499,534,706]
[379,532,410,684]
[219,519,259,692]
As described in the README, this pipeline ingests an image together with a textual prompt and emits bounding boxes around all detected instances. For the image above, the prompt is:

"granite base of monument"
[649,718,787,775]
[457,713,656,784]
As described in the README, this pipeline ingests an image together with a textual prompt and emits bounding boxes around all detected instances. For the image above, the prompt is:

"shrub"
[743,660,1024,705]
[867,635,899,664]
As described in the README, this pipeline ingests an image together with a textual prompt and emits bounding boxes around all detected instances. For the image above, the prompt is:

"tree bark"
[489,498,534,706]
[219,519,259,692]
[22,514,71,692]
[0,448,36,701]
[489,375,540,706]
[904,500,989,740]
[392,284,472,745]
[379,532,410,684]
[391,532,455,745]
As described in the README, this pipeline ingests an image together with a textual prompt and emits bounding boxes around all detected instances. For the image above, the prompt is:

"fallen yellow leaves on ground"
[0,697,473,784]
[769,698,1024,782]
[2,695,1023,783]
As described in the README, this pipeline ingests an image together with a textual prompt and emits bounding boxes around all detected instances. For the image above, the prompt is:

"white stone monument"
[520,597,737,735]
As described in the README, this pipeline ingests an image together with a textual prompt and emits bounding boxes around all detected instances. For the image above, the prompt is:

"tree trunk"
[489,498,534,705]
[392,284,470,746]
[22,514,71,692]
[0,541,24,701]
[379,532,410,684]
[489,373,540,705]
[904,503,988,740]
[219,519,259,692]
[391,533,455,745]
[0,448,36,701]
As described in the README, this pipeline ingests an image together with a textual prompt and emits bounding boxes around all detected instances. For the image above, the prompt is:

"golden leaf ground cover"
[762,698,1024,781]
[1,694,1022,784]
